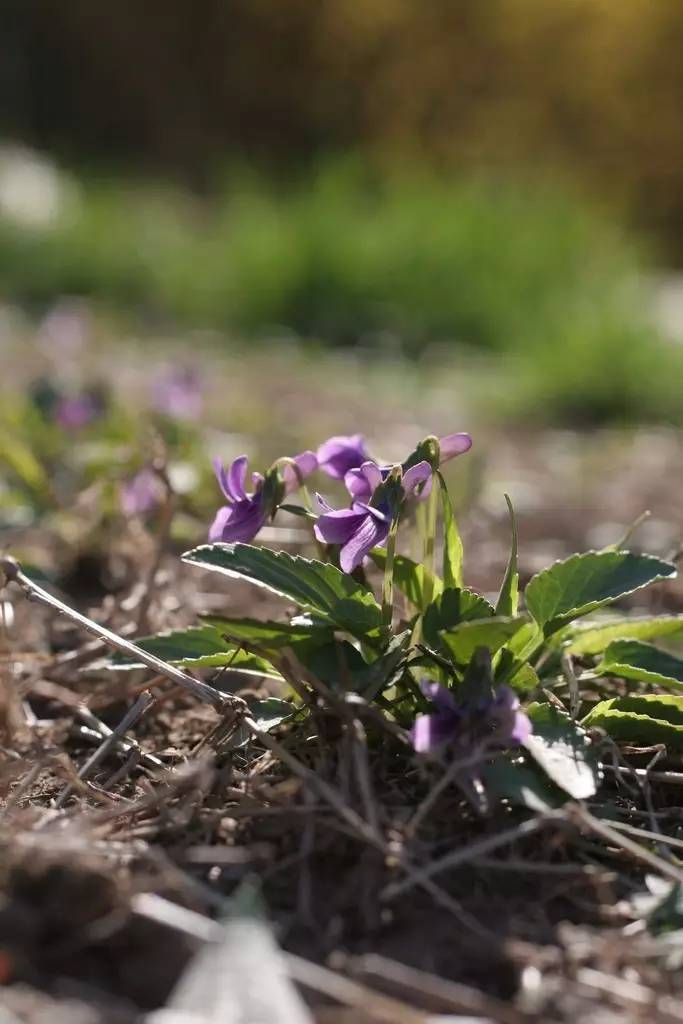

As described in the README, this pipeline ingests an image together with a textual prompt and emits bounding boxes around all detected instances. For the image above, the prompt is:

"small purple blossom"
[209,450,317,545]
[438,432,472,463]
[317,434,370,480]
[411,682,532,754]
[121,468,165,518]
[151,365,203,421]
[55,393,100,430]
[314,459,432,573]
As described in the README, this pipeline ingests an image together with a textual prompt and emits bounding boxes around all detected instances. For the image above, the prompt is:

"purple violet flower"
[411,682,532,754]
[151,365,203,421]
[55,393,100,430]
[314,459,432,573]
[317,434,370,480]
[121,468,165,518]
[209,450,317,544]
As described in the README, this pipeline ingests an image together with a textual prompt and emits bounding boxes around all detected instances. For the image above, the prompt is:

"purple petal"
[401,460,432,499]
[226,456,249,501]
[339,512,389,573]
[209,498,266,543]
[314,507,368,546]
[510,710,533,745]
[120,468,162,517]
[317,434,370,480]
[281,449,318,495]
[345,460,383,502]
[439,433,472,464]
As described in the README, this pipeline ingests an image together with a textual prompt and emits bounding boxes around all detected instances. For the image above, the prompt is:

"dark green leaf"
[583,694,683,749]
[422,587,494,651]
[564,615,683,656]
[370,550,443,613]
[184,543,382,637]
[523,702,600,799]
[482,759,568,811]
[597,639,683,690]
[495,493,519,617]
[525,551,676,634]
[440,616,526,665]
[109,625,280,677]
[246,697,295,732]
[437,470,464,589]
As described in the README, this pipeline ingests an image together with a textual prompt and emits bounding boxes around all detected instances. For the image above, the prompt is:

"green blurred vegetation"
[2,159,681,425]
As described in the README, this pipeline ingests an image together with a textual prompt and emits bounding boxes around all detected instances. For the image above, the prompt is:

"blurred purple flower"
[210,450,317,544]
[55,393,100,430]
[314,460,432,573]
[317,434,370,480]
[411,682,531,754]
[121,468,164,518]
[151,366,203,421]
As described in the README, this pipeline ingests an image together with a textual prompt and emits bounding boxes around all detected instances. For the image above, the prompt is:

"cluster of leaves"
[122,452,683,810]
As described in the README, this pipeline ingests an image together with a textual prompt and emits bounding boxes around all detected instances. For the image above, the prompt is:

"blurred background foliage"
[2,0,683,425]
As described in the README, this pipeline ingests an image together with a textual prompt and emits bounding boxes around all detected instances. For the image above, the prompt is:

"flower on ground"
[411,682,531,754]
[314,459,432,572]
[317,434,370,480]
[55,392,102,430]
[151,365,203,421]
[210,450,317,544]
[121,468,165,518]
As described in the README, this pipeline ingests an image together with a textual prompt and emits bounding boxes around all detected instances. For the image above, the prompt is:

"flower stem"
[422,481,439,607]
[381,516,399,630]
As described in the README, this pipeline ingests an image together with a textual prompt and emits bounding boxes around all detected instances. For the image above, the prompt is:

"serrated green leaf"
[422,587,494,650]
[437,470,463,589]
[482,759,568,811]
[523,702,600,799]
[370,550,443,613]
[525,550,676,634]
[183,543,382,637]
[583,694,683,749]
[109,625,281,677]
[495,493,519,617]
[440,616,526,665]
[597,639,683,690]
[564,615,683,656]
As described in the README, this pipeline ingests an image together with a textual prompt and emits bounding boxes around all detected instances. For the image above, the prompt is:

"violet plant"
[128,430,683,809]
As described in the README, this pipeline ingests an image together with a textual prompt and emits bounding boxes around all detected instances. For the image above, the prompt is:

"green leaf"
[183,543,382,637]
[370,550,443,613]
[495,649,540,694]
[523,702,600,799]
[422,587,494,649]
[203,615,332,654]
[495,493,519,617]
[482,759,568,811]
[563,615,683,656]
[525,551,676,634]
[597,639,683,690]
[246,697,295,732]
[0,429,49,496]
[109,625,281,677]
[583,694,683,749]
[437,470,463,589]
[440,616,526,665]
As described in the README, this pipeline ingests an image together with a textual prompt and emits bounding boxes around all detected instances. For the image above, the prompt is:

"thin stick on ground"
[381,813,557,900]
[55,689,156,807]
[570,804,683,885]
[1,555,242,712]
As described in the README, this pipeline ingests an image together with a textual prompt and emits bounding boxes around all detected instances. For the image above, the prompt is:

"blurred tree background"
[5,0,683,250]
